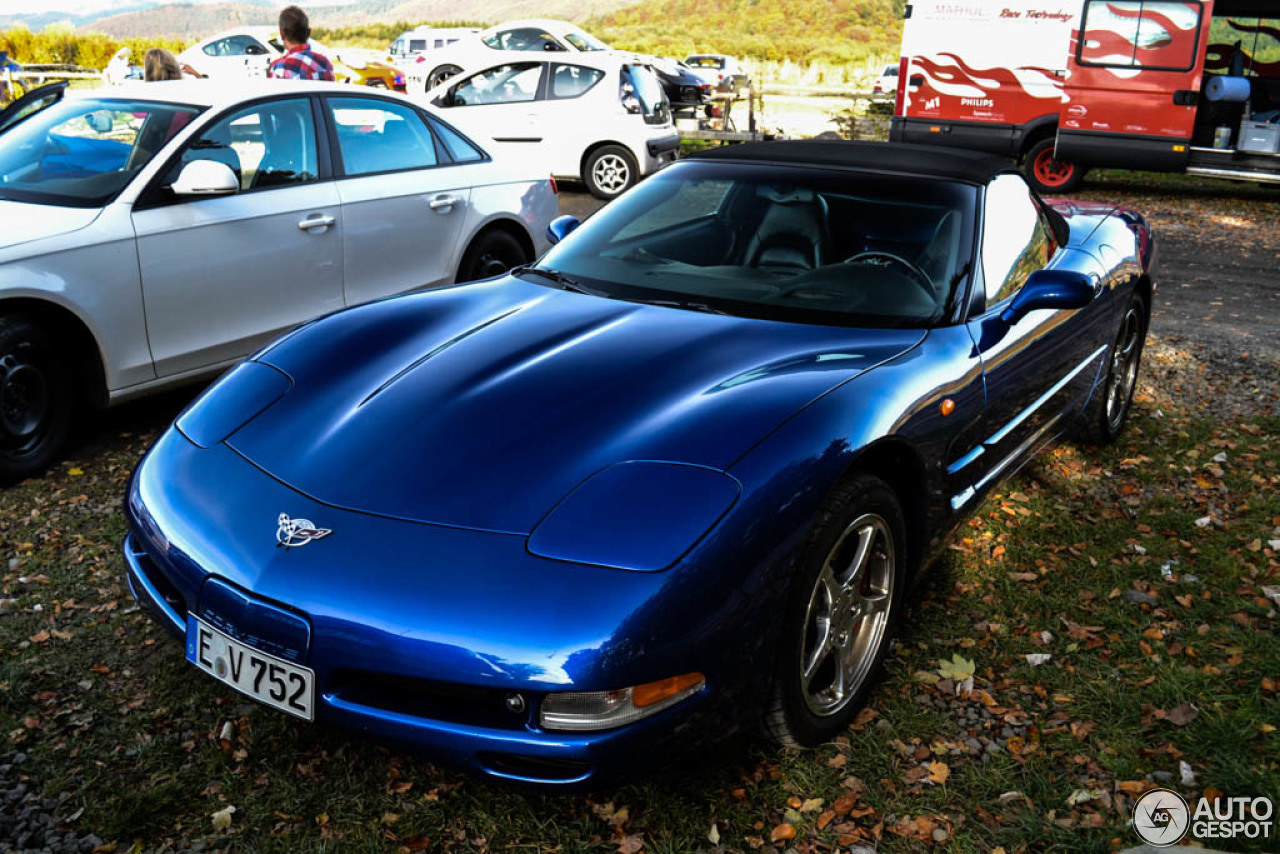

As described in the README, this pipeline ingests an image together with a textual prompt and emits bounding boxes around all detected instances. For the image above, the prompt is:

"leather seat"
[743,187,830,273]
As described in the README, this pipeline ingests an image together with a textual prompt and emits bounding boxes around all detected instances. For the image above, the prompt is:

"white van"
[391,27,481,62]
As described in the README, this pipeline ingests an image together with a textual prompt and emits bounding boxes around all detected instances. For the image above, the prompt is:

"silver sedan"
[0,79,558,483]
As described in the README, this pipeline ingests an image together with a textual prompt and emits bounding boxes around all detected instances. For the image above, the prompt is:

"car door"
[132,96,344,378]
[0,82,65,135]
[325,95,473,304]
[538,62,608,174]
[439,61,546,145]
[960,173,1111,500]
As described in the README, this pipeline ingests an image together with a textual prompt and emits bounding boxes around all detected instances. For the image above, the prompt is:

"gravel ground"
[0,752,103,854]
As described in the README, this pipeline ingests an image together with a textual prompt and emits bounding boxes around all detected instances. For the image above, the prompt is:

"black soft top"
[688,140,1014,185]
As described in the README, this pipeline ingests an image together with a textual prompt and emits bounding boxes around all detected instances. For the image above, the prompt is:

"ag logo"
[276,513,332,548]
[1133,788,1190,847]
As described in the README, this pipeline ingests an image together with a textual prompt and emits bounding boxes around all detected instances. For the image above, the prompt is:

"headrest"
[756,185,816,204]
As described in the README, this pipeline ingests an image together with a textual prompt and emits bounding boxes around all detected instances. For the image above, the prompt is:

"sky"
[0,0,354,14]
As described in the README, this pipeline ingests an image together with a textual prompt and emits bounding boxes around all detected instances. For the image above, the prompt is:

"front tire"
[1024,137,1086,194]
[456,229,530,283]
[583,145,638,200]
[426,64,462,90]
[0,315,73,485]
[1075,292,1147,445]
[765,474,906,747]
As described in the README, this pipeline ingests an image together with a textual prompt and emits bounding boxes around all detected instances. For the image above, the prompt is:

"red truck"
[889,1,1280,192]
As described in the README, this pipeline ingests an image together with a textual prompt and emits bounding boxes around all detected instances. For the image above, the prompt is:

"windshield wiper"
[630,298,729,315]
[511,265,603,296]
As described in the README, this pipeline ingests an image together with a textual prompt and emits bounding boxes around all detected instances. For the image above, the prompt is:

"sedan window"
[0,97,200,207]
[483,28,566,52]
[176,98,317,192]
[203,35,269,57]
[449,63,543,106]
[329,97,438,176]
[981,174,1054,305]
[425,115,486,163]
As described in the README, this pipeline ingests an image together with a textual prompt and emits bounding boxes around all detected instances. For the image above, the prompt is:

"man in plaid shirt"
[269,6,334,81]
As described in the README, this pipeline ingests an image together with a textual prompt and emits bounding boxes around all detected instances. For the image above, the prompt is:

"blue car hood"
[231,278,924,534]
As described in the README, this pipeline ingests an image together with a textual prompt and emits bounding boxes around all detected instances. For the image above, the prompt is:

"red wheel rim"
[1033,147,1075,187]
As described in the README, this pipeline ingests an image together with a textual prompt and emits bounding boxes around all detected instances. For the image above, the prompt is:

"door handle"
[298,214,335,232]
[1172,89,1198,105]
[429,195,458,212]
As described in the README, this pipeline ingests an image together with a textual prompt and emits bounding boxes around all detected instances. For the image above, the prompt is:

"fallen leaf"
[927,760,950,785]
[707,823,719,845]
[1166,703,1199,726]
[770,822,796,843]
[211,805,235,831]
[616,834,644,854]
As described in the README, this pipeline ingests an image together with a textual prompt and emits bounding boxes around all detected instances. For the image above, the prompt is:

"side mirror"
[170,160,239,196]
[86,111,114,134]
[546,214,580,245]
[245,44,267,56]
[1000,269,1094,325]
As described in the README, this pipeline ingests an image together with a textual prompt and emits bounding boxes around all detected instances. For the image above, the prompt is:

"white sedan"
[406,18,613,93]
[0,79,558,482]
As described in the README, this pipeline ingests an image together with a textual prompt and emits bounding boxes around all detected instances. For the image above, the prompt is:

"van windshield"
[0,96,201,208]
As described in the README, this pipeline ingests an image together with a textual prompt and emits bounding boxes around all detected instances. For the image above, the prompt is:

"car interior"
[583,178,970,322]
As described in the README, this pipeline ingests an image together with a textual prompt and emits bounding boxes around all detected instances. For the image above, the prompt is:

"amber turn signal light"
[632,672,706,708]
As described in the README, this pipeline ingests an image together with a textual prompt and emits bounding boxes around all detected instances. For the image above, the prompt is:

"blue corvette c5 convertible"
[124,141,1155,785]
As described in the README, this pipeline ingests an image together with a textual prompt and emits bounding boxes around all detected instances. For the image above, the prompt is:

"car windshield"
[563,29,609,51]
[686,56,725,68]
[0,96,202,208]
[534,161,977,328]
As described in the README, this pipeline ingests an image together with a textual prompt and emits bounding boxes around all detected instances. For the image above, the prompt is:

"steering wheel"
[844,251,935,300]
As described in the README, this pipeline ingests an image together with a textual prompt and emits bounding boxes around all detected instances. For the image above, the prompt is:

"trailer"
[890,1,1280,192]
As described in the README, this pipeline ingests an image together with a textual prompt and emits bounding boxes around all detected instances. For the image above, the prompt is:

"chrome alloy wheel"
[591,153,631,196]
[1106,305,1143,431]
[799,513,895,716]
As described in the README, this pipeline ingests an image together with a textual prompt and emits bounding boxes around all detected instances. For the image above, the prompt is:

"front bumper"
[123,430,759,785]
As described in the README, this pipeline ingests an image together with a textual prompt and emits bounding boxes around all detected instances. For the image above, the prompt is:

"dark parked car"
[125,141,1155,787]
[645,56,710,113]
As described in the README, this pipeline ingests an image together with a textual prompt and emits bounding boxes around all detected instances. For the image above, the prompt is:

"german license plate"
[186,615,314,721]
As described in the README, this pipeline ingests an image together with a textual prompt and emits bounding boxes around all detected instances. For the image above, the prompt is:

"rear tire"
[1074,292,1147,446]
[0,315,73,485]
[764,474,906,747]
[583,145,638,200]
[457,229,529,283]
[1024,137,1086,194]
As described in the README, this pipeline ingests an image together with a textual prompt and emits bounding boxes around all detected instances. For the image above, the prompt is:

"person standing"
[268,5,334,81]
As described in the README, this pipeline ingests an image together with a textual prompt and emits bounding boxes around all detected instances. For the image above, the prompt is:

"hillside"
[91,2,274,39]
[592,0,904,65]
[70,0,636,39]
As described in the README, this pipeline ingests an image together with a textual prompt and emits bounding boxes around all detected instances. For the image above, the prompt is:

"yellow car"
[314,43,405,91]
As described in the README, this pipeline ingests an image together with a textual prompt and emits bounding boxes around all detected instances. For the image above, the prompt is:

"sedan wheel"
[584,146,637,200]
[766,474,906,747]
[457,229,530,283]
[0,315,73,485]
[427,64,462,90]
